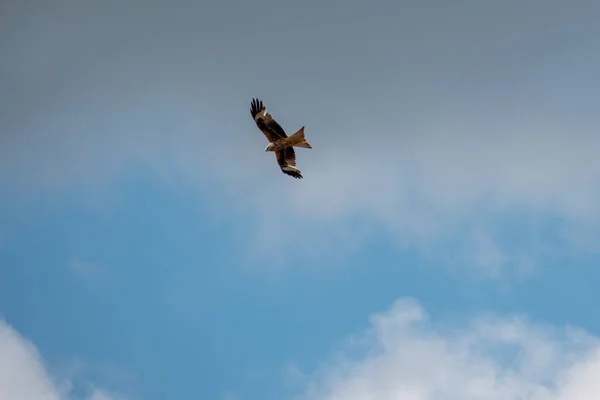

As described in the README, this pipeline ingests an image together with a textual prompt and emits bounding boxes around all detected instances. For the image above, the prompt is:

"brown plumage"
[250,98,312,179]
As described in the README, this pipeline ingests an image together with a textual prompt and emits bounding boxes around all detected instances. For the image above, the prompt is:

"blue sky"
[2,1,600,399]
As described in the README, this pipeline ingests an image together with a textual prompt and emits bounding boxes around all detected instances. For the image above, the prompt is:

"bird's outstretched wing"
[250,98,288,142]
[276,147,303,179]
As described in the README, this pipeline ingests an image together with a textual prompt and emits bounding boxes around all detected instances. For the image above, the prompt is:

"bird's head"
[265,143,275,152]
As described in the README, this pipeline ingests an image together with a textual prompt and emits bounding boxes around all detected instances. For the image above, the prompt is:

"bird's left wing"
[250,98,288,142]
[275,147,303,179]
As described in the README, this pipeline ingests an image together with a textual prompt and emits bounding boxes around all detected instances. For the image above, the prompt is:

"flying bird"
[250,98,312,179]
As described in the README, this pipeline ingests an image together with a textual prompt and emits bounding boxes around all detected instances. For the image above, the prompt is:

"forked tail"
[289,126,312,149]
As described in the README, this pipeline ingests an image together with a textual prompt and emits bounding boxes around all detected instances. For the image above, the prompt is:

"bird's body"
[250,98,312,179]
[264,127,312,152]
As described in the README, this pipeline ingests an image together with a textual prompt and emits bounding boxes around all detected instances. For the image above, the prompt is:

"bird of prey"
[250,98,312,179]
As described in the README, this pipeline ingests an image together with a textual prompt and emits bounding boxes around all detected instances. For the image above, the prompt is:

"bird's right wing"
[250,98,288,142]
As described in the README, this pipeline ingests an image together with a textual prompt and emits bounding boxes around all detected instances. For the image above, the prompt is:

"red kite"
[250,98,312,179]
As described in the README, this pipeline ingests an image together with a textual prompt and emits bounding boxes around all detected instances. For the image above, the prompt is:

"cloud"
[3,83,599,276]
[4,92,600,276]
[240,116,600,275]
[67,259,109,286]
[0,319,124,400]
[294,297,600,400]
[2,1,599,275]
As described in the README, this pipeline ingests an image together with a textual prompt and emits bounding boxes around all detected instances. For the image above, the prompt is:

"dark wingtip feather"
[250,98,264,119]
[282,170,303,179]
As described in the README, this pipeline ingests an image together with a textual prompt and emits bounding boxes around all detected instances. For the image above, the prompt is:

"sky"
[1,0,600,399]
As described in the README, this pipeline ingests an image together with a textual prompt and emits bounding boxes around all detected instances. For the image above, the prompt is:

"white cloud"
[67,258,109,286]
[0,319,124,400]
[294,298,600,400]
[238,115,600,276]
[86,390,123,400]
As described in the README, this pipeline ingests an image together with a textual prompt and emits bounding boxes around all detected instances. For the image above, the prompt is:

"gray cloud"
[2,0,599,273]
